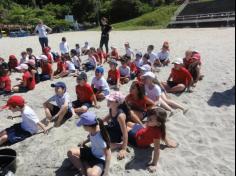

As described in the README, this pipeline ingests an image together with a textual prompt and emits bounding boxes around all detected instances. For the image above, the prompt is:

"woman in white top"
[34,20,52,50]
[142,72,187,114]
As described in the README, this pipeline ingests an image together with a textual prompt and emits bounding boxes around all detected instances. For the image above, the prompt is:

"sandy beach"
[0,28,235,176]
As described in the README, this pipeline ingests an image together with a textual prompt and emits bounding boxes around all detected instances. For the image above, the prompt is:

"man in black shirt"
[100,17,112,54]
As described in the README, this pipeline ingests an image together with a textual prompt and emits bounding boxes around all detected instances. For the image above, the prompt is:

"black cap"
[77,72,87,81]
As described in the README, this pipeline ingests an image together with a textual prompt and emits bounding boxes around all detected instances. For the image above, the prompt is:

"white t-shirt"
[149,52,158,65]
[21,106,40,134]
[92,77,110,92]
[71,55,80,68]
[76,48,81,55]
[88,56,97,67]
[158,51,170,61]
[59,42,70,54]
[20,57,29,65]
[35,25,50,38]
[119,66,130,77]
[90,132,107,160]
[134,59,142,68]
[48,92,72,111]
[81,45,90,53]
[145,84,162,102]
[126,48,134,58]
[66,61,76,71]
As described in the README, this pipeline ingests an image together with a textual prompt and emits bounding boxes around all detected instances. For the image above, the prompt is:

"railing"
[175,11,235,21]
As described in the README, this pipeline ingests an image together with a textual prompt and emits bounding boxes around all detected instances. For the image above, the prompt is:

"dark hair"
[130,81,146,99]
[143,53,150,60]
[148,45,154,50]
[87,118,111,149]
[26,48,33,53]
[101,17,108,23]
[62,37,66,41]
[147,108,167,140]
[70,49,77,55]
[118,101,131,121]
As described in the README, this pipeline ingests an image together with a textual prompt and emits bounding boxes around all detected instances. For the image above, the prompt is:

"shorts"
[0,90,11,96]
[80,147,105,171]
[93,88,110,96]
[39,74,50,82]
[105,125,123,143]
[50,105,73,120]
[18,86,29,93]
[84,63,95,71]
[72,100,92,109]
[130,73,137,80]
[6,123,32,144]
[128,124,144,147]
[167,81,178,88]
[107,79,117,86]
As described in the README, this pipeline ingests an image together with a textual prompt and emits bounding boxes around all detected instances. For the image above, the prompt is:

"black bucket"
[0,149,17,176]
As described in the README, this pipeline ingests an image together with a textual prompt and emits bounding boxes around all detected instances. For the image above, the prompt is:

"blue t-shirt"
[90,132,107,160]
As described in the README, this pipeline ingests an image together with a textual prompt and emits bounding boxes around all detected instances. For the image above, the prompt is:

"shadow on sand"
[55,159,79,176]
[207,86,235,107]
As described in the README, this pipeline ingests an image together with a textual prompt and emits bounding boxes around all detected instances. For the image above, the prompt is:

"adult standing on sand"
[33,20,52,50]
[99,17,112,54]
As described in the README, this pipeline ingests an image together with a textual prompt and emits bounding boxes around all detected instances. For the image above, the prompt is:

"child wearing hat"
[119,57,130,85]
[73,72,100,114]
[39,55,53,81]
[91,67,110,101]
[107,59,120,90]
[43,82,73,127]
[8,55,18,72]
[0,96,48,146]
[157,41,170,66]
[67,112,111,176]
[12,64,36,93]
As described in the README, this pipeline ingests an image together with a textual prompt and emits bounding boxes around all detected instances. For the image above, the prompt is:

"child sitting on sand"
[70,49,81,72]
[27,59,40,84]
[162,58,193,93]
[141,53,152,66]
[39,55,53,81]
[126,55,138,80]
[73,72,99,114]
[103,91,129,160]
[124,42,134,59]
[59,37,70,55]
[147,45,160,67]
[53,55,67,79]
[75,44,81,56]
[183,50,203,87]
[12,64,36,93]
[91,47,102,66]
[0,96,48,146]
[43,82,73,127]
[82,49,97,72]
[127,108,177,173]
[19,51,29,65]
[134,52,143,68]
[141,72,186,114]
[157,41,170,66]
[97,48,107,64]
[43,47,53,64]
[91,67,110,101]
[67,112,111,176]
[119,57,130,85]
[110,46,119,61]
[0,67,11,96]
[107,59,120,90]
[26,48,36,62]
[126,81,155,122]
[8,55,18,72]
[81,41,90,55]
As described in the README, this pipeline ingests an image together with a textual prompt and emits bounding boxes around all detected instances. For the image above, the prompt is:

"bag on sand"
[0,149,17,176]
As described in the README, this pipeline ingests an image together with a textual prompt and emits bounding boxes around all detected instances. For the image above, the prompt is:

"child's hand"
[147,165,157,173]
[117,149,127,160]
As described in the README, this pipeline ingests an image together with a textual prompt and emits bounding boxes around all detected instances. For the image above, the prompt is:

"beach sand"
[0,28,235,176]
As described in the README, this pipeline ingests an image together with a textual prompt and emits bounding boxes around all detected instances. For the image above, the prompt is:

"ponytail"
[97,118,111,149]
[118,101,131,121]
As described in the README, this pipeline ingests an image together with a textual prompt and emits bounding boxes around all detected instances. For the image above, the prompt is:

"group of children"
[0,39,203,175]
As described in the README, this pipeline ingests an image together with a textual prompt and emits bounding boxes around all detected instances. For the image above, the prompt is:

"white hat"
[16,64,28,70]
[141,71,156,79]
[140,64,151,72]
[38,55,48,61]
[111,45,117,49]
[172,58,183,65]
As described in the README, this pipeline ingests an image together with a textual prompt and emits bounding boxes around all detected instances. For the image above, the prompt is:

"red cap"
[9,55,17,60]
[43,47,51,53]
[0,96,25,110]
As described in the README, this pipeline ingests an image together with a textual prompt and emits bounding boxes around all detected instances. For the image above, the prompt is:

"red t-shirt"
[171,67,192,86]
[93,53,100,62]
[126,94,153,112]
[23,71,35,90]
[76,83,94,103]
[41,63,53,75]
[0,75,11,91]
[108,69,120,83]
[45,53,53,63]
[111,51,119,60]
[135,127,161,148]
[128,62,137,73]
[57,61,66,72]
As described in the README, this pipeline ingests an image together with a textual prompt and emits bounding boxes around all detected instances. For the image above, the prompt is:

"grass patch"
[111,4,179,30]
